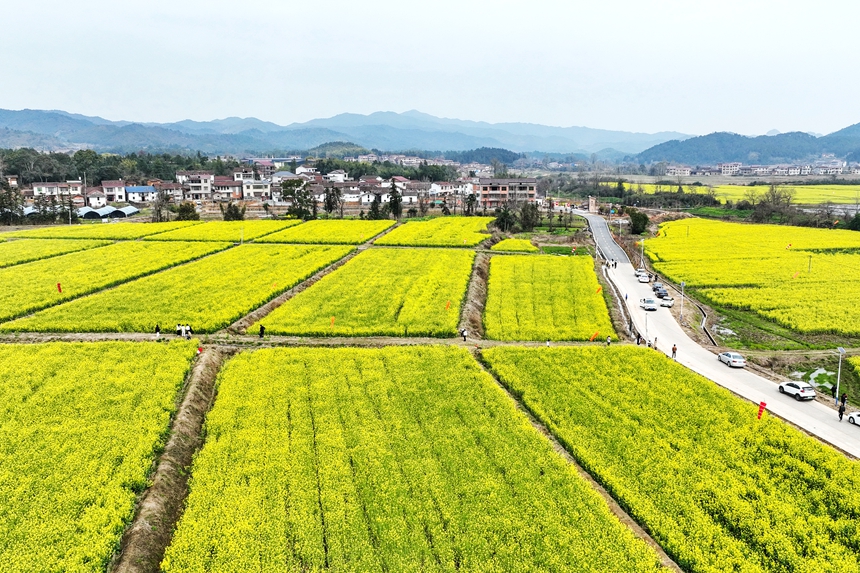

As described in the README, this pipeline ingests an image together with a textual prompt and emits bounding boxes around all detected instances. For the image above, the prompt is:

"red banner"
[445,300,451,310]
[57,283,62,293]
[757,401,767,420]
[589,331,600,341]
[330,316,335,327]
[596,286,602,294]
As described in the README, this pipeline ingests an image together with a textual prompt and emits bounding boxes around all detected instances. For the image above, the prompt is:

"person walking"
[672,344,677,360]
[155,324,161,339]
[831,384,838,400]
[841,393,848,407]
[461,329,468,342]
[259,324,266,339]
[606,336,611,346]
[839,402,846,422]
[176,323,181,337]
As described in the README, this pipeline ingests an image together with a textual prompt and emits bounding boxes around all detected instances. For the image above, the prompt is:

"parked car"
[848,412,860,425]
[778,381,816,401]
[652,282,664,291]
[639,298,657,311]
[635,268,648,277]
[638,274,650,283]
[661,297,675,307]
[718,351,747,368]
[654,288,669,299]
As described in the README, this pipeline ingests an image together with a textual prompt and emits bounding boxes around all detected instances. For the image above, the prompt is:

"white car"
[638,274,650,283]
[778,381,816,401]
[848,412,860,425]
[718,351,746,368]
[661,297,675,307]
[639,297,657,311]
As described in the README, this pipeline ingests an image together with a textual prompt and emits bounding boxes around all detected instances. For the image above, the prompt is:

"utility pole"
[680,281,686,321]
[808,254,812,273]
[835,347,845,406]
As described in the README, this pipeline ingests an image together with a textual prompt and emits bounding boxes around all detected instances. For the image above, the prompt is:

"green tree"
[464,193,477,216]
[175,202,200,221]
[493,204,517,232]
[323,186,342,217]
[283,180,316,220]
[389,185,403,219]
[220,202,246,221]
[628,209,649,234]
[847,212,860,231]
[367,193,383,220]
[519,203,540,232]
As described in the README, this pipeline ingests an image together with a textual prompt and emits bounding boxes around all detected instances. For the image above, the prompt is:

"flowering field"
[375,216,494,247]
[256,219,395,244]
[257,248,474,337]
[0,340,197,572]
[0,240,228,323]
[646,218,860,334]
[2,244,352,333]
[483,346,860,573]
[490,238,538,252]
[3,221,200,240]
[145,220,301,242]
[633,183,860,205]
[0,238,111,268]
[161,346,667,572]
[484,255,616,341]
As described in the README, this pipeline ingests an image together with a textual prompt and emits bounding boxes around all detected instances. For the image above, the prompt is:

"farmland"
[2,220,200,240]
[257,248,474,337]
[483,346,860,573]
[0,340,197,573]
[256,219,395,244]
[144,220,301,242]
[0,238,111,267]
[375,216,494,247]
[484,255,616,341]
[0,240,228,323]
[2,244,353,333]
[647,218,860,335]
[161,346,667,573]
[490,238,538,252]
[632,183,860,205]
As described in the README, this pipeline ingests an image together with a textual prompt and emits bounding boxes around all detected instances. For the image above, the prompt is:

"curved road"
[576,210,860,458]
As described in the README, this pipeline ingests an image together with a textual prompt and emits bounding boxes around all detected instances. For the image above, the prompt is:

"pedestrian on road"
[831,384,838,399]
[672,344,677,360]
[155,324,161,339]
[259,324,266,339]
[839,402,846,422]
[841,393,848,407]
[636,333,641,345]
[625,293,628,300]
[606,336,611,346]
[179,324,186,338]
[461,329,468,342]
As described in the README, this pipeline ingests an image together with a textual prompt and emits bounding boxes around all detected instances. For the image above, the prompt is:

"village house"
[242,179,272,200]
[101,180,127,202]
[473,178,537,209]
[212,177,243,201]
[125,185,159,203]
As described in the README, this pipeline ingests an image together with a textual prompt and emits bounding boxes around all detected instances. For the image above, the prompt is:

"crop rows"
[3,244,353,333]
[3,220,200,240]
[0,240,229,323]
[0,340,197,573]
[0,238,111,268]
[490,238,538,252]
[375,216,494,247]
[161,346,667,572]
[483,346,860,573]
[484,255,616,341]
[256,219,395,244]
[145,220,301,242]
[258,248,474,337]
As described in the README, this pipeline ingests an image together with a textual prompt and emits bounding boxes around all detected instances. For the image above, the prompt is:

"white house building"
[125,186,159,203]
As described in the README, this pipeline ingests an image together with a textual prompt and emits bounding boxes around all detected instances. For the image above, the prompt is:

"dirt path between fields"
[112,347,228,573]
[458,252,490,340]
[472,350,684,573]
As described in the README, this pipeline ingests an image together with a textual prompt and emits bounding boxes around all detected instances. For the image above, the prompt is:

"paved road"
[576,210,860,458]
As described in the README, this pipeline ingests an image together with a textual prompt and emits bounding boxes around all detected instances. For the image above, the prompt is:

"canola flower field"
[4,220,200,240]
[490,238,538,252]
[144,220,301,242]
[3,244,353,333]
[0,238,111,268]
[256,219,395,244]
[0,340,197,573]
[484,255,616,341]
[632,183,860,205]
[483,346,860,573]
[161,346,667,573]
[0,240,228,323]
[646,218,860,335]
[258,248,474,337]
[375,216,494,247]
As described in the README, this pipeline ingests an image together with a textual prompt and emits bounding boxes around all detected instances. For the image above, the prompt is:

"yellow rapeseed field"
[3,220,200,239]
[490,238,538,252]
[144,220,301,242]
[0,238,111,268]
[255,219,395,244]
[375,216,494,247]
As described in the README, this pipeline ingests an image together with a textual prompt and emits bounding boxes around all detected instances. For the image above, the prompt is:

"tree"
[151,190,171,222]
[175,202,200,220]
[0,180,23,225]
[441,200,451,216]
[464,193,478,216]
[220,202,246,221]
[417,191,430,217]
[388,185,403,219]
[519,203,540,232]
[283,180,316,220]
[367,193,383,220]
[493,204,517,232]
[628,209,649,235]
[847,213,860,231]
[323,186,342,217]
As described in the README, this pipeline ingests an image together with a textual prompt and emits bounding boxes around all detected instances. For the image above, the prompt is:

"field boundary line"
[459,252,490,340]
[112,347,229,573]
[472,349,684,573]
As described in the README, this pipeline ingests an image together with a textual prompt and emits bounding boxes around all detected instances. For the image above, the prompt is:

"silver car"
[778,381,816,401]
[718,352,746,368]
[661,297,675,307]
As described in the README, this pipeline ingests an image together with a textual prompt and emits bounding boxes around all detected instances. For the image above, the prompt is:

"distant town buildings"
[660,159,856,178]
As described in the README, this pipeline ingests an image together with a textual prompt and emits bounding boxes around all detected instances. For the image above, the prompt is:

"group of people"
[603,260,619,269]
[175,324,194,339]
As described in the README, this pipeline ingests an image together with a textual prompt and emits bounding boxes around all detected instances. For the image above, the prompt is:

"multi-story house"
[473,178,537,209]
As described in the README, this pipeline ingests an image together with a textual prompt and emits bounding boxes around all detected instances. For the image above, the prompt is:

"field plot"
[484,255,615,341]
[483,346,860,573]
[3,220,200,240]
[0,240,228,323]
[145,220,301,242]
[161,346,666,573]
[256,219,394,244]
[3,244,353,333]
[490,238,538,252]
[647,218,860,334]
[258,248,473,337]
[0,340,197,573]
[375,216,494,247]
[0,238,111,268]
[634,183,860,205]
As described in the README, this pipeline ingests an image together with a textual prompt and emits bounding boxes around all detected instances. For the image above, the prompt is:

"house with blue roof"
[125,185,158,203]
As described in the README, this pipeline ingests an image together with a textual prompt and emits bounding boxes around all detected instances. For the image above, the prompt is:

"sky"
[2,0,858,136]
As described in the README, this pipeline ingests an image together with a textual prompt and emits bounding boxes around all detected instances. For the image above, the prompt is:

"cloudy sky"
[2,0,858,136]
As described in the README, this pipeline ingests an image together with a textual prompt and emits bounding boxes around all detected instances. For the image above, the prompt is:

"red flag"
[596,286,602,294]
[330,316,335,327]
[792,272,800,279]
[57,283,62,293]
[589,331,600,341]
[786,243,792,249]
[445,300,451,310]
[757,401,767,420]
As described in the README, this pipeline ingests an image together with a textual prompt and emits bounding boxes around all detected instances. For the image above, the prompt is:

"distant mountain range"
[0,108,690,156]
[635,124,860,165]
